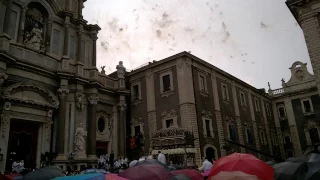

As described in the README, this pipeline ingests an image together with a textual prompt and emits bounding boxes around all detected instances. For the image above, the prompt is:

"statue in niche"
[116,61,126,78]
[24,8,45,53]
[75,123,87,154]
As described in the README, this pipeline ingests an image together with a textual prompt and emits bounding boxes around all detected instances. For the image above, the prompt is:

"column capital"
[57,88,69,98]
[77,24,84,35]
[1,114,12,137]
[0,72,8,86]
[118,103,127,111]
[90,33,98,41]
[88,95,99,105]
[64,16,71,27]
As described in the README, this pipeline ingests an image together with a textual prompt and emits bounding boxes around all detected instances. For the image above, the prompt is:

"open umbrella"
[303,161,320,180]
[53,173,105,180]
[105,174,129,180]
[173,174,191,180]
[118,164,176,180]
[21,168,65,180]
[273,161,307,180]
[81,169,107,174]
[134,159,170,170]
[211,171,259,180]
[208,153,274,180]
[173,169,204,180]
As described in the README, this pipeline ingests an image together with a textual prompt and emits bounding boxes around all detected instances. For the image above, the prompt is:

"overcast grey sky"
[83,0,311,90]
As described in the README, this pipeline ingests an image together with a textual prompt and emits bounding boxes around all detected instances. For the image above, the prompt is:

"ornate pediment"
[201,110,212,119]
[131,117,143,125]
[2,82,59,108]
[161,109,177,119]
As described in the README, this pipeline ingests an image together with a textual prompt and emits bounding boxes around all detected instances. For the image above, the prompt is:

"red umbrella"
[173,169,204,180]
[105,174,129,180]
[208,153,274,180]
[118,164,174,180]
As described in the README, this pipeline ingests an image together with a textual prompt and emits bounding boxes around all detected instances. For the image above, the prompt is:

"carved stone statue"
[116,61,126,78]
[75,123,87,154]
[75,93,85,111]
[24,23,44,52]
[281,78,286,87]
[101,66,106,75]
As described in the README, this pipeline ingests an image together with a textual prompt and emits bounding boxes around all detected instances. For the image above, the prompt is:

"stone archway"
[203,144,218,163]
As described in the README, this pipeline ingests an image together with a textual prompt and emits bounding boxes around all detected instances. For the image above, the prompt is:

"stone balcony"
[269,80,317,97]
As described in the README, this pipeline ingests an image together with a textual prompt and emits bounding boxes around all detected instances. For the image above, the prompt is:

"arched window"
[24,2,49,53]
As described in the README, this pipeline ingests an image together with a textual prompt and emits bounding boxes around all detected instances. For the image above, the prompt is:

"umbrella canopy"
[105,174,129,180]
[21,168,65,180]
[44,166,65,173]
[273,161,307,180]
[304,161,320,180]
[211,171,259,180]
[54,173,105,180]
[208,153,274,180]
[202,169,211,177]
[173,169,204,180]
[286,157,306,163]
[307,153,320,162]
[173,174,191,180]
[118,164,175,180]
[129,160,139,167]
[134,159,170,170]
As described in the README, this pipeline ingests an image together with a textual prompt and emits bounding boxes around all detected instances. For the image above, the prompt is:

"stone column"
[76,25,84,76]
[272,102,286,160]
[56,88,69,160]
[284,98,302,157]
[45,18,53,52]
[0,114,12,171]
[3,0,12,36]
[17,5,27,43]
[231,81,245,153]
[118,102,126,158]
[87,95,99,159]
[211,70,226,157]
[146,69,156,152]
[90,34,98,67]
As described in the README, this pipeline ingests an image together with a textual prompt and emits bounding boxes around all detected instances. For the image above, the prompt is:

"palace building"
[0,0,129,171]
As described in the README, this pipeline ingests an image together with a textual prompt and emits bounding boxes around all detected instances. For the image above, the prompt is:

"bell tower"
[286,0,320,94]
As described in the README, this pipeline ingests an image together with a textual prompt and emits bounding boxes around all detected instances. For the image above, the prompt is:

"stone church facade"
[0,0,128,171]
[268,61,320,159]
[126,52,281,166]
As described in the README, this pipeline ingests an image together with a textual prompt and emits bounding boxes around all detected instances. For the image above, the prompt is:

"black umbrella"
[168,165,177,172]
[274,161,307,180]
[304,161,320,180]
[172,174,191,180]
[286,157,307,163]
[21,168,65,180]
[134,159,170,170]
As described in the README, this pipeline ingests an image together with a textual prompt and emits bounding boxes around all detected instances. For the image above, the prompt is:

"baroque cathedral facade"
[0,0,128,171]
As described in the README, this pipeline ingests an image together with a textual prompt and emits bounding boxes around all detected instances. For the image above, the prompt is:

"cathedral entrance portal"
[6,119,39,171]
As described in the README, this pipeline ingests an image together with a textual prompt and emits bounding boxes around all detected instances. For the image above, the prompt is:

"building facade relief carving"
[44,117,53,140]
[0,73,8,86]
[88,95,99,105]
[24,8,45,52]
[0,114,11,137]
[75,92,85,110]
[74,123,87,157]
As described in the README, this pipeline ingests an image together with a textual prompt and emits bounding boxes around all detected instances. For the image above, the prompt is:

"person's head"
[158,151,161,154]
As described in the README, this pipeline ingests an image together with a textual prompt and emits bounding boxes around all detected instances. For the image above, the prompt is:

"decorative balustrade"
[270,88,285,96]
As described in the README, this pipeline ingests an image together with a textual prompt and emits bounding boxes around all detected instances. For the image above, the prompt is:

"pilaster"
[247,91,261,154]
[146,68,157,140]
[284,98,302,157]
[260,99,273,156]
[211,70,226,157]
[299,13,320,95]
[90,33,98,67]
[3,0,12,36]
[62,16,71,70]
[118,102,126,158]
[0,114,11,171]
[45,18,53,52]
[272,102,286,159]
[17,5,27,43]
[87,94,99,160]
[231,81,245,153]
[76,24,84,76]
[56,87,69,160]
[176,57,200,165]
[111,106,118,158]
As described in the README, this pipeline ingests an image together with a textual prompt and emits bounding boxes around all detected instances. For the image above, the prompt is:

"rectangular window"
[255,98,260,111]
[200,75,206,91]
[222,84,229,100]
[52,29,60,55]
[240,92,246,106]
[205,120,211,137]
[69,35,77,60]
[166,119,173,128]
[266,104,271,116]
[8,10,18,39]
[133,85,139,100]
[278,107,286,117]
[134,125,141,136]
[162,75,171,92]
[303,100,311,113]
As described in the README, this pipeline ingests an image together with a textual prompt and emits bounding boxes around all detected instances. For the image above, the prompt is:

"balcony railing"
[269,88,285,96]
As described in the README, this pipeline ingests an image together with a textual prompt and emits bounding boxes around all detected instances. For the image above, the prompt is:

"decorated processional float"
[150,126,196,168]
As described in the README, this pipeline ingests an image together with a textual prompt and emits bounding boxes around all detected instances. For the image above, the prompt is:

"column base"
[55,154,67,161]
[74,152,87,160]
